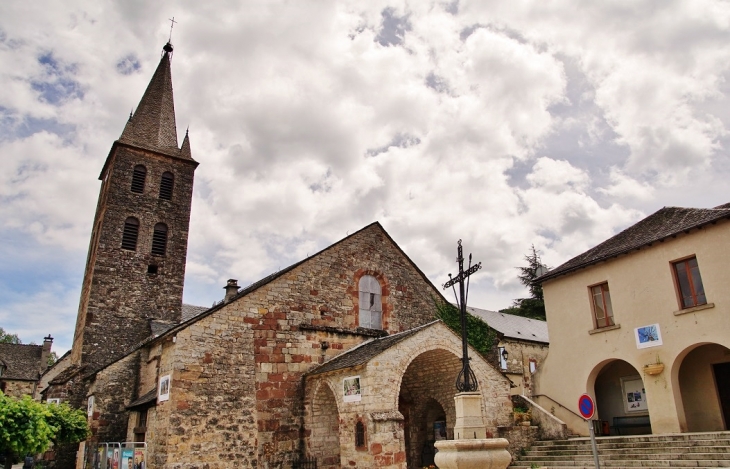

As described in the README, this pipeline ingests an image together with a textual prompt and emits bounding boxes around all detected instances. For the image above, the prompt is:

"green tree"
[0,394,89,469]
[0,328,21,344]
[500,245,548,320]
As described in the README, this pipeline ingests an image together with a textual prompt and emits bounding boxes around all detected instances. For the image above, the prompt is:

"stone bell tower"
[70,41,198,370]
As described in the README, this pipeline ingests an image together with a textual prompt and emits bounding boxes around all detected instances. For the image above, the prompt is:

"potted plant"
[513,406,532,426]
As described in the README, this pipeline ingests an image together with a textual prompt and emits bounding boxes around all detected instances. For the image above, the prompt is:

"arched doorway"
[398,348,463,468]
[676,343,730,432]
[309,383,340,469]
[592,360,650,435]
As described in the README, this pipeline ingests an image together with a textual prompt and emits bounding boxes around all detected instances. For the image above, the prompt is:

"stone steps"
[509,432,730,469]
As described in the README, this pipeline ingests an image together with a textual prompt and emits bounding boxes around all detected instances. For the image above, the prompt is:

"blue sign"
[578,394,595,419]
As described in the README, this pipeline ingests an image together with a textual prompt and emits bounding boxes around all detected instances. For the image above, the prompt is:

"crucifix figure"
[443,239,482,392]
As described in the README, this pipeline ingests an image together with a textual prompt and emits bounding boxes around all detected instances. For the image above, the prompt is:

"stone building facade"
[38,41,525,469]
[0,336,53,398]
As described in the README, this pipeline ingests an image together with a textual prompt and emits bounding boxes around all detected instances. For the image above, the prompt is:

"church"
[39,41,523,469]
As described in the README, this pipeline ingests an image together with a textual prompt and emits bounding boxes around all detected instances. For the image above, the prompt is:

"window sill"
[588,324,621,335]
[673,302,714,316]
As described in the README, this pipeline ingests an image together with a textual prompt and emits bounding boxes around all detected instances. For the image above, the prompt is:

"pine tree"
[500,245,548,320]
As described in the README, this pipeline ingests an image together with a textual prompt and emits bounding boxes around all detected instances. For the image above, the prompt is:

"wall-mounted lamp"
[501,349,509,362]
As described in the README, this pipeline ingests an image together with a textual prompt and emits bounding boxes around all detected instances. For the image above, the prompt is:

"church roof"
[305,321,440,376]
[115,43,196,163]
[465,306,549,344]
[0,343,43,381]
[537,204,730,283]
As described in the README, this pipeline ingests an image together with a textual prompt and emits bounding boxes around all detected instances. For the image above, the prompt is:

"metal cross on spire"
[443,239,482,392]
[168,16,178,42]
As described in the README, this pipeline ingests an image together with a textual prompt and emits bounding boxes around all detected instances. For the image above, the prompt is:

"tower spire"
[119,43,179,154]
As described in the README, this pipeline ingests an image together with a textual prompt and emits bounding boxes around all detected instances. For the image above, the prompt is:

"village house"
[534,203,730,436]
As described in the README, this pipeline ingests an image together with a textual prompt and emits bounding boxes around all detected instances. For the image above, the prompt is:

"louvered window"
[151,223,168,256]
[358,275,382,329]
[121,217,140,251]
[159,172,174,200]
[131,165,147,193]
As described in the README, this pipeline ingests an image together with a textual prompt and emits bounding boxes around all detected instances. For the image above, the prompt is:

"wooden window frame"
[589,282,614,329]
[358,275,383,330]
[671,255,707,309]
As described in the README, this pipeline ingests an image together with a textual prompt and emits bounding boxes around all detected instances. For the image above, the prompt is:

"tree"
[500,245,548,320]
[0,394,89,469]
[434,300,497,360]
[0,328,21,345]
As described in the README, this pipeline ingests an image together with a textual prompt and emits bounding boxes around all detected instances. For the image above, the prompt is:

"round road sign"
[578,394,595,419]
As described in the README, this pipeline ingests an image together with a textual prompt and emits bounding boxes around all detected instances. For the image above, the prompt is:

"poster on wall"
[158,374,171,402]
[634,324,663,349]
[434,421,447,440]
[343,376,361,402]
[621,376,648,413]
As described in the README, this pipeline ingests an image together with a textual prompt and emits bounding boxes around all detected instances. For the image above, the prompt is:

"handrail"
[532,394,585,421]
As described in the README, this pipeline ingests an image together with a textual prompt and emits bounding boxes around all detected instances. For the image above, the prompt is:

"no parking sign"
[578,393,595,420]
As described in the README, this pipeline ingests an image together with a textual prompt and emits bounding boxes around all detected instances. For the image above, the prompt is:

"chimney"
[223,279,239,302]
[40,335,53,371]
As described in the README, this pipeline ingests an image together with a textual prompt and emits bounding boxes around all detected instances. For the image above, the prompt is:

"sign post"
[578,394,601,469]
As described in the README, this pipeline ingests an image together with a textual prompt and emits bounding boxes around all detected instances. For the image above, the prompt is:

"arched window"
[131,165,147,193]
[355,421,366,449]
[159,172,174,200]
[358,275,382,329]
[151,223,168,256]
[121,217,140,251]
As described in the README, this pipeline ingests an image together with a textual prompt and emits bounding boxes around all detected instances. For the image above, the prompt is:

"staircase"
[510,432,730,468]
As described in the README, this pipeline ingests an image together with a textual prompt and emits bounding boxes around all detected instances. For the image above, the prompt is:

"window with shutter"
[151,223,168,256]
[358,275,382,329]
[672,256,707,309]
[131,165,147,193]
[121,217,140,251]
[159,172,174,200]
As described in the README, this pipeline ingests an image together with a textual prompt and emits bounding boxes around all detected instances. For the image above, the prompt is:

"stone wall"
[141,223,445,468]
[1,379,36,398]
[71,144,196,370]
[304,321,514,469]
[501,339,549,397]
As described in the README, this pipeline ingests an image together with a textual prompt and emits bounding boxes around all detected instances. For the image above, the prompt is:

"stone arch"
[671,342,730,432]
[589,359,650,435]
[307,379,341,469]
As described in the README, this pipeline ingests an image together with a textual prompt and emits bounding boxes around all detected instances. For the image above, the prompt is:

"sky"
[1,1,729,356]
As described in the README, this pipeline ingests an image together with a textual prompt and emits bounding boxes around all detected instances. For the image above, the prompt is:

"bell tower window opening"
[151,223,168,256]
[358,275,382,329]
[159,172,174,200]
[131,165,147,193]
[121,217,140,251]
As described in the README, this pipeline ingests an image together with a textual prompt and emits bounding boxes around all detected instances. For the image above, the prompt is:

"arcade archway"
[309,382,340,469]
[675,343,730,432]
[592,359,650,435]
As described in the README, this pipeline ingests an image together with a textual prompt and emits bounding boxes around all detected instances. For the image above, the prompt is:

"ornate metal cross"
[443,240,482,392]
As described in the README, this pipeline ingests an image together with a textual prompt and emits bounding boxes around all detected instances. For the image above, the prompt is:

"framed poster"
[621,376,648,413]
[634,324,662,349]
[158,374,171,402]
[343,376,361,402]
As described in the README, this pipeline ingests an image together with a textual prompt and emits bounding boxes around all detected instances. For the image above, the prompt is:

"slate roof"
[465,306,549,344]
[0,343,43,380]
[305,321,439,377]
[538,204,730,283]
[126,388,157,409]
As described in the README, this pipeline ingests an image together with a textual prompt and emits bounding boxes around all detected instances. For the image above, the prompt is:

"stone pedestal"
[453,392,487,440]
[433,392,511,469]
[434,438,512,469]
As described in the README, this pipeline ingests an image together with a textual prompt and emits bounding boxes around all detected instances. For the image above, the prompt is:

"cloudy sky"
[1,1,729,355]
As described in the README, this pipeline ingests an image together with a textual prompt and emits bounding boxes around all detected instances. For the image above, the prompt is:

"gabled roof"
[0,343,43,381]
[538,204,730,282]
[126,388,157,409]
[466,306,549,344]
[305,321,440,376]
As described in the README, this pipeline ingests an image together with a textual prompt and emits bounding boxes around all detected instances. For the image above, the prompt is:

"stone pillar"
[452,392,486,440]
[434,392,511,469]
